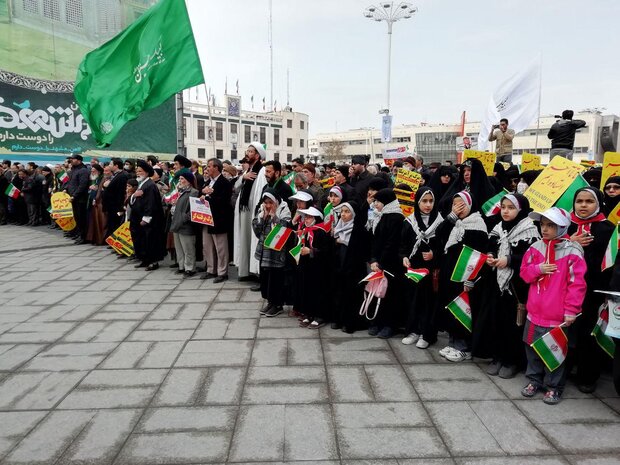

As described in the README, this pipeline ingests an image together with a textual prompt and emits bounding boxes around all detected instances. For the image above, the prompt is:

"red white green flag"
[602,225,619,271]
[4,184,20,199]
[163,188,179,205]
[322,203,335,232]
[451,246,488,282]
[360,271,384,283]
[405,267,429,283]
[289,238,303,265]
[281,172,297,194]
[264,224,293,251]
[531,325,568,372]
[481,189,507,217]
[58,170,69,183]
[592,303,616,358]
[446,291,472,332]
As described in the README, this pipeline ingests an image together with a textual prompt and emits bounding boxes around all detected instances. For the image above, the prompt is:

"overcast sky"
[186,0,620,136]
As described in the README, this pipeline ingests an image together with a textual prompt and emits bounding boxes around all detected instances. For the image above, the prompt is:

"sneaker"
[521,382,541,398]
[416,338,430,349]
[543,389,561,405]
[260,303,273,316]
[498,365,519,379]
[377,327,394,339]
[368,326,380,337]
[438,346,454,358]
[299,318,312,328]
[576,383,596,394]
[445,350,472,362]
[486,360,501,376]
[308,319,325,329]
[401,333,420,345]
[265,306,283,317]
[175,269,185,275]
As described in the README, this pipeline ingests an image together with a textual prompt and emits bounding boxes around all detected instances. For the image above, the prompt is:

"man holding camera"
[547,110,586,161]
[488,118,515,163]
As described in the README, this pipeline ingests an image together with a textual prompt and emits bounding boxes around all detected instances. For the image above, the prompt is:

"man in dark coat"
[263,160,293,207]
[349,155,375,206]
[102,157,129,239]
[201,158,233,282]
[65,154,90,243]
[130,160,166,270]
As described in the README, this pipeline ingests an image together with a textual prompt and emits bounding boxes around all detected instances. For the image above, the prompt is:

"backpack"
[359,276,388,320]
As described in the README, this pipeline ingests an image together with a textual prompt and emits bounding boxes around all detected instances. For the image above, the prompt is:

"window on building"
[300,120,305,130]
[183,118,187,138]
[287,138,293,147]
[216,122,223,141]
[287,153,293,162]
[66,0,84,27]
[287,119,293,128]
[231,150,238,160]
[230,123,238,135]
[260,127,266,144]
[197,148,206,158]
[244,125,251,143]
[274,128,280,146]
[197,120,205,140]
[43,0,60,21]
[274,152,280,161]
[216,149,223,159]
[23,0,39,14]
[300,139,305,148]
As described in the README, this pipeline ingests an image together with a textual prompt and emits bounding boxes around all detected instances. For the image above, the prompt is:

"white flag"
[478,56,541,151]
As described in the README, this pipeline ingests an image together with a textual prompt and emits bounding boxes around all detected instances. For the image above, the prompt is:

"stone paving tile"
[0,371,86,409]
[27,304,101,322]
[328,366,374,402]
[58,369,167,409]
[6,291,67,306]
[100,341,186,369]
[136,406,237,433]
[60,290,123,305]
[147,303,208,320]
[388,339,436,364]
[537,423,620,454]
[115,290,172,305]
[515,398,620,424]
[164,290,218,304]
[21,342,118,371]
[565,455,620,465]
[92,303,157,320]
[455,458,568,465]
[175,340,253,367]
[489,371,595,400]
[0,321,77,343]
[333,402,432,428]
[61,320,139,342]
[0,411,48,459]
[153,367,245,406]
[193,318,258,339]
[0,344,46,370]
[324,338,399,365]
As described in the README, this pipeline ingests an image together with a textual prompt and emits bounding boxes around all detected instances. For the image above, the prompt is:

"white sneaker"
[438,346,454,357]
[416,338,429,349]
[445,350,472,362]
[401,333,420,345]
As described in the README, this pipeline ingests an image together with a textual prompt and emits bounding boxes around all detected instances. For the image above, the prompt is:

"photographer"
[488,118,515,164]
[548,110,586,161]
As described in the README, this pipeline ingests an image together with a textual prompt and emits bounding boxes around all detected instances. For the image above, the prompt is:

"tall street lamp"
[364,2,417,115]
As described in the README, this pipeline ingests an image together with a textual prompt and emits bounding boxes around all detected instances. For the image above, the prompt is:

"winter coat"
[169,188,199,235]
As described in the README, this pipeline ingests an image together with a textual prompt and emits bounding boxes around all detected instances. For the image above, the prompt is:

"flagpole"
[534,54,543,153]
[204,84,216,158]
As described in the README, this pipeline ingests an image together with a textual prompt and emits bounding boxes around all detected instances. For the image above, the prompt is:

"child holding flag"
[399,186,444,348]
[520,207,587,404]
[252,189,292,317]
[567,187,614,393]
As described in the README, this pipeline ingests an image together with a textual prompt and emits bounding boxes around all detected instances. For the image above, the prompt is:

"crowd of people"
[1,136,619,405]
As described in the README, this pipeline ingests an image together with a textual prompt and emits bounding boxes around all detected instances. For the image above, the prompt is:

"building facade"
[183,98,309,163]
[309,111,620,165]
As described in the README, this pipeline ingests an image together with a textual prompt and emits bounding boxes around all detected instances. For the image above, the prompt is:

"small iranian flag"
[58,170,69,183]
[282,172,297,194]
[289,238,303,265]
[264,224,293,251]
[592,303,616,358]
[531,325,568,372]
[481,190,507,217]
[405,267,429,283]
[360,271,384,283]
[323,203,334,232]
[446,291,472,332]
[602,225,619,271]
[163,188,179,204]
[451,246,488,282]
[4,184,20,199]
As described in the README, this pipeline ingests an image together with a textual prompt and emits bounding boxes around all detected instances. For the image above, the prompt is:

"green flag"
[555,174,589,211]
[74,0,204,147]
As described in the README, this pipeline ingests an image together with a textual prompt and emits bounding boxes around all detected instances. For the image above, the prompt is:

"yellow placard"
[394,169,422,193]
[319,177,336,189]
[463,150,496,176]
[521,152,542,172]
[394,188,415,217]
[524,156,585,212]
[50,192,73,219]
[600,152,620,190]
[608,202,620,225]
[55,216,76,231]
[105,221,134,256]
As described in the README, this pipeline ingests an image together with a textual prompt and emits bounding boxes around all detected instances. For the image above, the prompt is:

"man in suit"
[130,160,166,271]
[102,158,129,239]
[201,158,233,283]
[191,160,205,191]
[65,154,90,244]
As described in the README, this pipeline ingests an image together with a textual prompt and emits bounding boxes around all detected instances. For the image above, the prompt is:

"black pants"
[106,211,123,239]
[574,296,605,386]
[72,196,88,239]
[260,267,284,306]
[493,292,526,368]
[404,276,437,343]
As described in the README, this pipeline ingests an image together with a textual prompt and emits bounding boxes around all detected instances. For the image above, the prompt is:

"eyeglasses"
[605,184,620,191]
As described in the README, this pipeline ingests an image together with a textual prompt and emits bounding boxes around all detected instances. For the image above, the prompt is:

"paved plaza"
[0,225,619,465]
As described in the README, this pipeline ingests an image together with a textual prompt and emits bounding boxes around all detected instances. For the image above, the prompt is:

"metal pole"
[534,55,543,153]
[386,21,393,112]
[269,0,273,112]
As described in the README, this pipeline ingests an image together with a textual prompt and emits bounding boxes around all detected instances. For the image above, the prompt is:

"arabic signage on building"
[0,70,177,158]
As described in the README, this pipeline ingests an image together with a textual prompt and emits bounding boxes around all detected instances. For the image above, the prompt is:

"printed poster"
[463,150,496,176]
[189,197,215,226]
[524,155,585,213]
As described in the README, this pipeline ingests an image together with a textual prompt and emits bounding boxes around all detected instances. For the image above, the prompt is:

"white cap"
[298,206,323,219]
[290,190,314,202]
[529,206,571,226]
[248,142,266,159]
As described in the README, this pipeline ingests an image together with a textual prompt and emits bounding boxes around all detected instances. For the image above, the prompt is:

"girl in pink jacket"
[519,207,587,405]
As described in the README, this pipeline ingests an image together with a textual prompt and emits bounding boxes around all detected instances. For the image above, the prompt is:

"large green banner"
[0,70,177,157]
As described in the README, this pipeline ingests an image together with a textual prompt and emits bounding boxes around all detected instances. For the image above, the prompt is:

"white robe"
[233,166,267,277]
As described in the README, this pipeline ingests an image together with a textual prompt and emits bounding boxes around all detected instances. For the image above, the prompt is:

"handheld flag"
[592,303,616,358]
[264,224,293,251]
[4,184,20,199]
[289,238,303,265]
[163,188,179,205]
[481,190,508,217]
[602,225,619,271]
[322,203,335,232]
[281,171,297,194]
[58,170,69,183]
[74,0,205,147]
[451,246,488,282]
[405,268,429,283]
[530,325,568,372]
[446,291,472,332]
[360,271,385,283]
